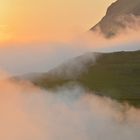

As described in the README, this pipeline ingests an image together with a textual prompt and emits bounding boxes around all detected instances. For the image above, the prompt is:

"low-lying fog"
[0,77,140,140]
[0,28,140,75]
[0,26,140,140]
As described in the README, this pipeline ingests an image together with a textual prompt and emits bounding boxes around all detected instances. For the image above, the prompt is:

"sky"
[0,0,115,43]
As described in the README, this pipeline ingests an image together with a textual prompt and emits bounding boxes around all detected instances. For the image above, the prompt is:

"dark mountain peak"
[90,0,140,37]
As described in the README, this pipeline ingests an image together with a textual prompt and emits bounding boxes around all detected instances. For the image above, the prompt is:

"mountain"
[32,50,140,107]
[90,0,140,37]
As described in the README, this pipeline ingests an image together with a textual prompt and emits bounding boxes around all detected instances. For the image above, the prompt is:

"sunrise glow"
[0,0,115,43]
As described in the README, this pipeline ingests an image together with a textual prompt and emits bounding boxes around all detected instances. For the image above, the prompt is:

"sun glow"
[0,25,13,43]
[0,0,115,44]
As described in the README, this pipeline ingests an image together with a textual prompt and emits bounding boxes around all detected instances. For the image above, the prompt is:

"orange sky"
[0,0,115,43]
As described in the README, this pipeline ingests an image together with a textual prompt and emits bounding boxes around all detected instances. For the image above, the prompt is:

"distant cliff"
[90,0,140,37]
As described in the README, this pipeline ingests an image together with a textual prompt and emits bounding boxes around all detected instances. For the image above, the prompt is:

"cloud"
[0,19,140,75]
[0,74,140,140]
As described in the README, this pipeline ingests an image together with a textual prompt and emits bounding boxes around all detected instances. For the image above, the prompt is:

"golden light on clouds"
[0,0,115,43]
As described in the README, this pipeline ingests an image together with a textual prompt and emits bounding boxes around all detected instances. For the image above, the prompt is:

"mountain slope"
[90,0,140,37]
[33,50,140,107]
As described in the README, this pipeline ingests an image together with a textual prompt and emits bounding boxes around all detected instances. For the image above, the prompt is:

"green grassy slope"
[33,50,140,107]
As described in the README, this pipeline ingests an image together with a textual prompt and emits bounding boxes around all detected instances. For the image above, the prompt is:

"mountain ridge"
[32,50,140,107]
[90,0,140,37]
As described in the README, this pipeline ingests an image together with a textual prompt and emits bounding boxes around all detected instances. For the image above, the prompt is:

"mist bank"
[0,27,140,75]
[0,75,140,140]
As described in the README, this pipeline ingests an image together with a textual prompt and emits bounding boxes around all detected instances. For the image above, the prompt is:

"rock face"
[90,0,140,37]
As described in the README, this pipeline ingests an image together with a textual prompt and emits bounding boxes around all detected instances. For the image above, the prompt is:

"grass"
[33,50,140,107]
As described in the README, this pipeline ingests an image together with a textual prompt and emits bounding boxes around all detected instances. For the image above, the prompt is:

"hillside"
[32,50,140,107]
[90,0,140,37]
